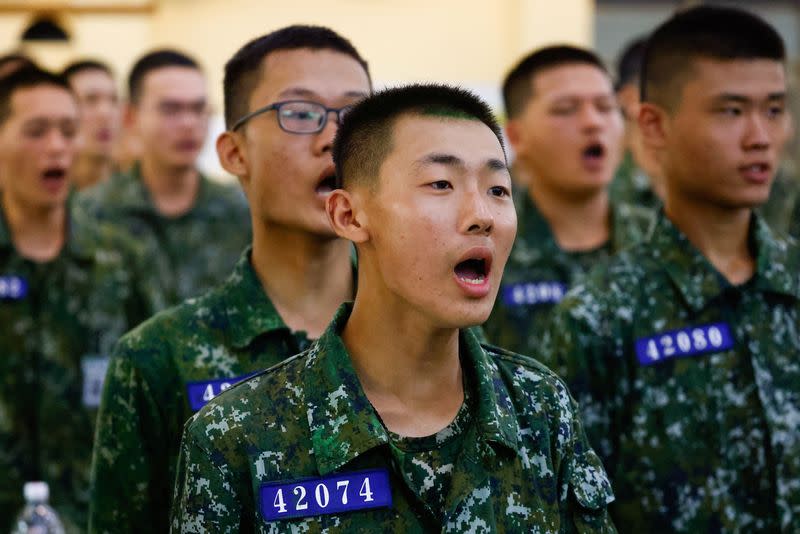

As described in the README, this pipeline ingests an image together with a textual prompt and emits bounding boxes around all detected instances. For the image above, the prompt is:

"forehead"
[530,63,613,102]
[386,114,504,167]
[70,69,115,92]
[251,48,370,106]
[680,57,786,101]
[140,66,206,101]
[9,85,77,119]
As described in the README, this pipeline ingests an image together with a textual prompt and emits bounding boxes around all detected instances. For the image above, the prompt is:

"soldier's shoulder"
[482,343,572,398]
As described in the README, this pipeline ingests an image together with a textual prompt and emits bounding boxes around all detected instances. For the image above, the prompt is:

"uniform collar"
[222,248,290,348]
[0,194,96,262]
[107,162,213,216]
[305,304,519,475]
[651,210,800,312]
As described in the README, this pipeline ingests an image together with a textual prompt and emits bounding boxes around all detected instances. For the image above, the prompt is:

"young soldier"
[542,6,799,532]
[171,84,615,532]
[62,60,120,190]
[77,49,250,305]
[0,67,160,532]
[610,36,664,210]
[483,46,651,355]
[89,26,369,533]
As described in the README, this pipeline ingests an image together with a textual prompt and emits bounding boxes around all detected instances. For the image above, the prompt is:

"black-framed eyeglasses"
[231,100,353,134]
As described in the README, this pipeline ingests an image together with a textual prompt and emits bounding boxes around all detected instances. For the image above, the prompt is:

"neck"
[343,272,464,437]
[139,155,199,217]
[251,222,354,339]
[71,152,112,191]
[665,188,755,285]
[527,171,610,251]
[2,194,66,262]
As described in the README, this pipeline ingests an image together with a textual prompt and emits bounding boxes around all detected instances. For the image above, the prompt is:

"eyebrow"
[714,92,786,103]
[415,152,508,172]
[277,87,369,100]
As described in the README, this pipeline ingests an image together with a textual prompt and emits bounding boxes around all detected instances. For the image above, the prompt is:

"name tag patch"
[82,355,110,408]
[0,276,27,300]
[502,282,567,306]
[260,469,392,522]
[186,373,256,412]
[635,322,734,366]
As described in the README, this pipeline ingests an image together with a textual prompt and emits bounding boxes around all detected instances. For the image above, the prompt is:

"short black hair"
[0,66,72,125]
[616,36,647,91]
[502,45,609,119]
[127,49,199,104]
[0,53,36,79]
[61,59,113,82]
[333,84,505,190]
[223,25,370,129]
[641,5,785,110]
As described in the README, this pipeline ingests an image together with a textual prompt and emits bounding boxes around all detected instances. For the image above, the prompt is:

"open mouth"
[315,172,337,194]
[41,168,66,182]
[582,143,605,162]
[454,257,489,285]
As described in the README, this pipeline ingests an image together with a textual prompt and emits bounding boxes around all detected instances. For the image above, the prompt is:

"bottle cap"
[23,481,49,503]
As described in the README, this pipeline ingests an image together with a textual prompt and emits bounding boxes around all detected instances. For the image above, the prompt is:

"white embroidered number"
[646,340,660,361]
[660,335,675,357]
[202,384,215,402]
[273,489,287,514]
[708,326,723,347]
[315,484,330,508]
[359,477,374,502]
[336,480,349,505]
[294,486,308,510]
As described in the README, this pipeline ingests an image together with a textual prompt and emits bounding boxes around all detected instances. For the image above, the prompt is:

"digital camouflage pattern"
[77,162,251,305]
[540,211,800,533]
[608,151,662,212]
[88,249,314,534]
[483,189,653,355]
[0,197,163,533]
[171,304,616,533]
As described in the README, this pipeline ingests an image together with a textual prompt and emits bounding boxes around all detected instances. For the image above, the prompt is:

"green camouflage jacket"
[77,162,251,305]
[483,190,652,356]
[89,249,313,534]
[608,151,662,212]
[170,304,616,533]
[0,198,162,533]
[540,211,800,533]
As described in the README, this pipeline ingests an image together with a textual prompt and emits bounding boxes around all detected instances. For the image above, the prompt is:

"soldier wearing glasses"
[88,27,369,533]
[77,49,250,306]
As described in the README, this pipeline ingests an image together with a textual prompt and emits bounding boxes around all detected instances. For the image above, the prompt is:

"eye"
[718,106,742,117]
[488,185,510,198]
[766,105,785,119]
[283,109,322,122]
[429,180,452,190]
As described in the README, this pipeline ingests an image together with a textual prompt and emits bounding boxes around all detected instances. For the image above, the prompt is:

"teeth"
[459,275,486,285]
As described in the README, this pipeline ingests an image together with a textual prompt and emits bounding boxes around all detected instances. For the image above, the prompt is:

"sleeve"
[88,339,169,534]
[560,390,617,534]
[170,421,243,534]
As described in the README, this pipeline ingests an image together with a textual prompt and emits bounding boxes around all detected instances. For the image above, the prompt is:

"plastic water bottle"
[10,482,65,534]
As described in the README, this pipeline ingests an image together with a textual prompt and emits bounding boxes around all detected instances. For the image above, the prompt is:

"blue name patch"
[186,373,256,412]
[635,322,734,366]
[0,276,27,300]
[502,282,567,306]
[260,469,392,522]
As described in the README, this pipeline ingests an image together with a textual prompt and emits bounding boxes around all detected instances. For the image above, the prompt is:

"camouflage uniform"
[88,249,315,534]
[170,304,617,533]
[0,198,162,533]
[77,162,251,305]
[483,190,652,355]
[541,211,800,533]
[608,152,661,212]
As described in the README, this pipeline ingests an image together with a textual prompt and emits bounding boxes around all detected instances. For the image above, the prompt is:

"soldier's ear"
[638,102,668,149]
[326,189,369,244]
[216,131,248,188]
[504,120,521,151]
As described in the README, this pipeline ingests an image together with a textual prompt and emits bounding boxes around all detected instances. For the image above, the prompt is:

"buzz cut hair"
[333,83,505,190]
[223,25,370,129]
[127,49,199,105]
[641,5,785,111]
[61,59,113,82]
[502,45,609,119]
[0,66,72,125]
